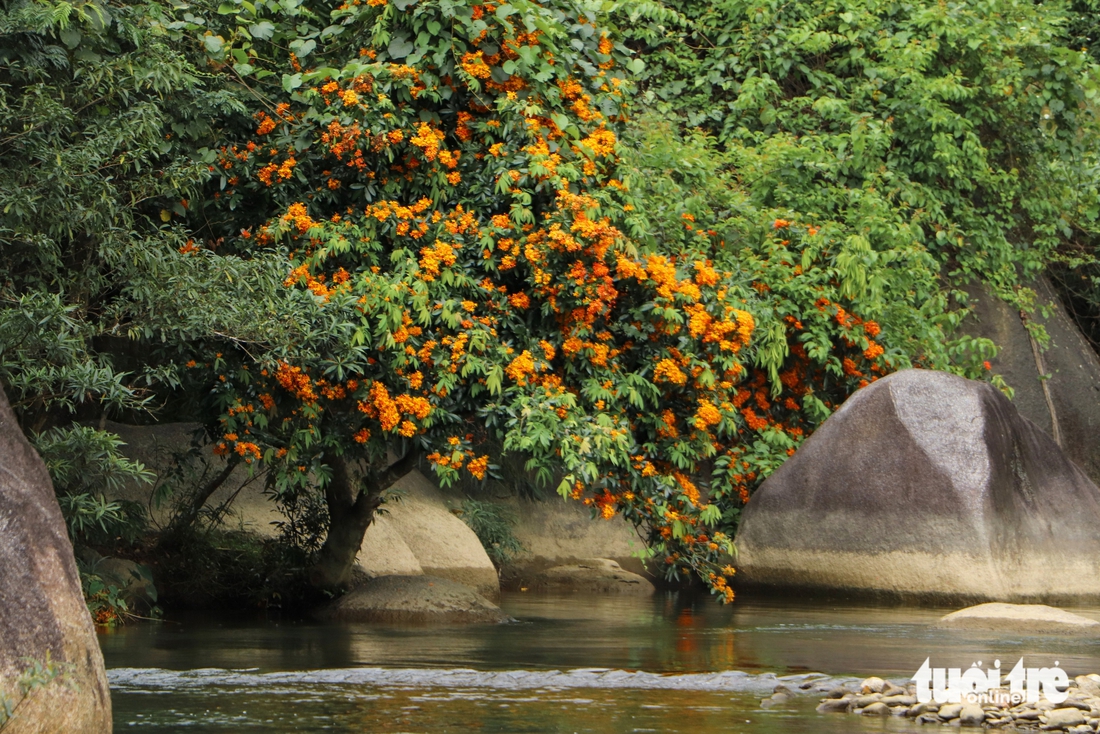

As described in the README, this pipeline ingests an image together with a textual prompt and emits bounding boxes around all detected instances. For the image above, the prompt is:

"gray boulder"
[963,278,1100,486]
[0,388,112,732]
[317,575,509,624]
[735,369,1100,600]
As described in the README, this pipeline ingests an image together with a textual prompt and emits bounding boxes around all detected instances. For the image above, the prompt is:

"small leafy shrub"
[458,499,525,567]
[149,528,319,611]
[33,426,151,546]
[78,555,161,626]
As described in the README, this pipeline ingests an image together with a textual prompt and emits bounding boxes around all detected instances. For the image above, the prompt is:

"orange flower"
[468,455,490,480]
[654,359,686,386]
[863,342,884,360]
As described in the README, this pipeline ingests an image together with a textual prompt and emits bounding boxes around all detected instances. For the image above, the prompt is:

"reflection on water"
[102,590,1100,732]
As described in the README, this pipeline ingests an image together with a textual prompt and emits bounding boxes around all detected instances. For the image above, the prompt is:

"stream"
[102,591,1100,732]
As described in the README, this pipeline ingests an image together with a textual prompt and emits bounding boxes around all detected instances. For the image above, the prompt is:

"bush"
[458,499,524,567]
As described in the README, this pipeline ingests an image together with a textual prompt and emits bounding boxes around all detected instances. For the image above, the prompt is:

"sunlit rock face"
[0,388,112,733]
[735,369,1100,601]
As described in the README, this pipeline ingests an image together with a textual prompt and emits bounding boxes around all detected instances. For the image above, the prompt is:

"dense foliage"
[626,0,1100,301]
[2,0,1098,605]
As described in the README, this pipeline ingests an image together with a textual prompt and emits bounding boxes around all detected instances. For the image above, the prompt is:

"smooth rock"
[881,694,917,706]
[0,388,112,731]
[1059,698,1093,711]
[939,603,1100,634]
[861,676,886,693]
[939,703,964,720]
[317,575,509,624]
[854,694,883,708]
[958,704,986,726]
[734,369,1100,599]
[910,702,939,716]
[1044,708,1088,728]
[861,702,890,716]
[760,692,790,709]
[365,471,500,598]
[528,558,654,595]
[817,699,851,713]
[355,516,424,578]
[1077,675,1100,698]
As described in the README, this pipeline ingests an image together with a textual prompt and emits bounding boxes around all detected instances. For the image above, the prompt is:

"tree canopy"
[2,0,1099,603]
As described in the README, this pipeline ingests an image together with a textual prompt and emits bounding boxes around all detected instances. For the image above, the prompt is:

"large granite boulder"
[963,278,1100,485]
[357,471,500,598]
[103,424,500,599]
[0,389,112,732]
[734,369,1100,600]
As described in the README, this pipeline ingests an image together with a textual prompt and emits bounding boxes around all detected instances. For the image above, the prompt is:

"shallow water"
[102,591,1100,732]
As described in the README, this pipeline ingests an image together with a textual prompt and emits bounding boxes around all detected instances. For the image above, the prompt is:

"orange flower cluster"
[257,155,297,186]
[410,123,446,162]
[693,399,722,430]
[505,350,537,385]
[418,240,457,280]
[459,51,492,79]
[467,455,490,480]
[355,382,431,436]
[654,359,687,385]
[275,362,316,403]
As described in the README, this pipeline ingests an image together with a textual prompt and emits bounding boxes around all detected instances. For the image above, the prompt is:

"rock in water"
[0,388,112,731]
[734,369,1100,599]
[317,575,509,624]
[529,558,655,594]
[938,603,1100,634]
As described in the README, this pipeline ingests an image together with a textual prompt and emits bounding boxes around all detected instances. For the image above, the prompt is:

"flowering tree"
[174,0,920,597]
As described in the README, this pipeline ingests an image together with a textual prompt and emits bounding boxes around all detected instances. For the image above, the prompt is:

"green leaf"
[281,73,303,92]
[388,36,414,59]
[249,21,275,40]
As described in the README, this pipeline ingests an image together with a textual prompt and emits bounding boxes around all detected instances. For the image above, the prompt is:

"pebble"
[861,676,886,694]
[816,698,851,713]
[861,701,890,716]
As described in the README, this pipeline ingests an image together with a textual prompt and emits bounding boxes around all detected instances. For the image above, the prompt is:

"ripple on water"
[108,666,852,694]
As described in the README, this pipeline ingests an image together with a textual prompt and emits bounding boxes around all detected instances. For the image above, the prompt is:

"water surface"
[103,591,1100,732]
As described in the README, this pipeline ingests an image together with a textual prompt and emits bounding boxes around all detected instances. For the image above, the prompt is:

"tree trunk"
[310,451,417,590]
[159,456,240,545]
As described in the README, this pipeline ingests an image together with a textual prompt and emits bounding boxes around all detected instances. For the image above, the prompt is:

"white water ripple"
[108,666,848,694]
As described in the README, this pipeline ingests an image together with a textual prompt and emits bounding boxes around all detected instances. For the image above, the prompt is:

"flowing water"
[102,591,1100,733]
